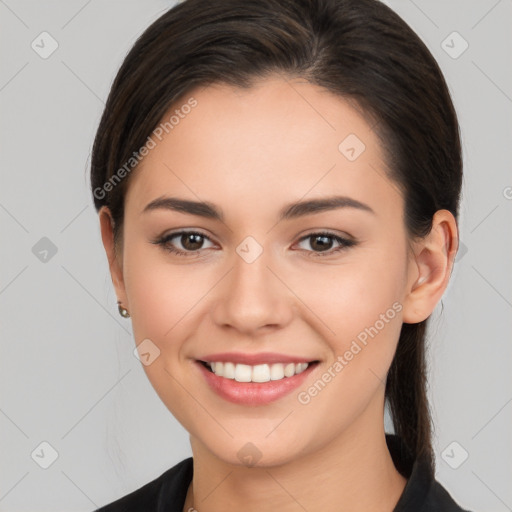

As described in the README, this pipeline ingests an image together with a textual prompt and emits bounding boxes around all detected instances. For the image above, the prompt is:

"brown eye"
[296,232,356,257]
[153,230,215,256]
[180,233,205,251]
[309,234,335,252]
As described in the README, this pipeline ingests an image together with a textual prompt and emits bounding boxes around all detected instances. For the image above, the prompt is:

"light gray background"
[1,1,510,511]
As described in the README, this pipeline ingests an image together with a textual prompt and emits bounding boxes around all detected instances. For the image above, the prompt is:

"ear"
[99,206,128,309]
[402,209,459,324]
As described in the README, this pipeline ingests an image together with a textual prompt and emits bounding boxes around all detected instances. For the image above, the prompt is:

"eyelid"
[293,230,356,255]
[295,228,355,242]
[156,229,216,248]
[153,228,357,257]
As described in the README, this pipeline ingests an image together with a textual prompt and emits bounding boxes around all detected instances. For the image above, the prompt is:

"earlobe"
[98,206,127,307]
[401,210,458,324]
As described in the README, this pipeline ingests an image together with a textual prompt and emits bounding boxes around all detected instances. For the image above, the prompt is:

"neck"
[183,397,407,512]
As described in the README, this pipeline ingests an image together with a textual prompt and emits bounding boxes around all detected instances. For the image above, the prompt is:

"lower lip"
[195,361,318,406]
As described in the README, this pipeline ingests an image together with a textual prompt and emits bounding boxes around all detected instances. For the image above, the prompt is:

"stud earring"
[117,300,130,318]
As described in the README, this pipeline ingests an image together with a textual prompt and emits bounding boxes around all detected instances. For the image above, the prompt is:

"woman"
[91,0,473,510]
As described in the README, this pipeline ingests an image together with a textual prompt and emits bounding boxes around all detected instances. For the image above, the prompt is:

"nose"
[210,246,294,335]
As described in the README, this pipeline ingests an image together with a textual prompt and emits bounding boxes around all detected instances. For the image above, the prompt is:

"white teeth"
[284,363,295,377]
[252,364,271,383]
[206,361,311,382]
[296,362,308,374]
[223,362,235,379]
[234,363,252,382]
[270,363,284,380]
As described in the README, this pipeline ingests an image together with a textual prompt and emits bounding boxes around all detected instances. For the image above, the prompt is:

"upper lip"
[197,352,318,365]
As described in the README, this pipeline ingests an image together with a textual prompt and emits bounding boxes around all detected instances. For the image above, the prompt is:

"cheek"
[121,244,215,421]
[289,258,405,428]
[123,241,214,342]
[296,252,404,329]
[290,249,406,375]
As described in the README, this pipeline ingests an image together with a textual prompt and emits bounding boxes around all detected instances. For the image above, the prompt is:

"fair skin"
[99,76,458,512]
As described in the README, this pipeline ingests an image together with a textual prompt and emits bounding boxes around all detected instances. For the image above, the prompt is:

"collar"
[386,433,434,511]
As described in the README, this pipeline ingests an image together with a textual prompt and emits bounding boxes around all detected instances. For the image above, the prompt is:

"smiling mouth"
[198,360,320,383]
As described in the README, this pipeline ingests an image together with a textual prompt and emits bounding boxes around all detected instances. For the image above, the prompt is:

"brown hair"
[90,0,463,475]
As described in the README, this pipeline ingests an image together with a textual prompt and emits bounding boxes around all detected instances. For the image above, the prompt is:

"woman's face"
[103,76,425,466]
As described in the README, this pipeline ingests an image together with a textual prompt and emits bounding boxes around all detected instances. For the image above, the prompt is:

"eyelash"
[152,230,357,258]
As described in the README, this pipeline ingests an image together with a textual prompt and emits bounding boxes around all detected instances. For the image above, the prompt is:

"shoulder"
[386,434,475,512]
[420,478,475,512]
[394,468,475,512]
[93,457,193,512]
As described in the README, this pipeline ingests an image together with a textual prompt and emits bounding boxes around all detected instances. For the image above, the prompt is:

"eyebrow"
[142,195,375,221]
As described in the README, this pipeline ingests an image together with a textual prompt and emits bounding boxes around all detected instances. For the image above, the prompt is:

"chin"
[199,434,309,469]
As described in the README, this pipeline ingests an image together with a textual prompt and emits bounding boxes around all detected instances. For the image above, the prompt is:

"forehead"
[125,77,400,220]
